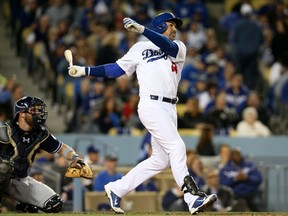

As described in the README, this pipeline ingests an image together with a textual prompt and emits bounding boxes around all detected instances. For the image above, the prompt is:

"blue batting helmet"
[151,12,183,33]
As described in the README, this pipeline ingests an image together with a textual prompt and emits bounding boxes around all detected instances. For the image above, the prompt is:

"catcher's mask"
[15,96,48,126]
[151,12,183,33]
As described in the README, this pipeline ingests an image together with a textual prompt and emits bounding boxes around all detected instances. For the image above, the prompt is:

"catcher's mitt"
[65,158,93,179]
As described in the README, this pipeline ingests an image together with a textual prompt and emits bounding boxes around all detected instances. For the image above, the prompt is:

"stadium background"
[1,0,288,214]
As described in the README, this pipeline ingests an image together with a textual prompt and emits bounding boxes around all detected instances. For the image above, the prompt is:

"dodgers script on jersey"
[116,40,186,97]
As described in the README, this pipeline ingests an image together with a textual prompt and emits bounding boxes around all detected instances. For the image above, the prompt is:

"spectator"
[0,75,17,120]
[115,76,132,103]
[95,22,119,66]
[222,61,236,89]
[83,144,102,191]
[215,143,231,170]
[135,178,158,192]
[198,81,218,111]
[93,154,123,192]
[219,148,263,211]
[178,98,205,129]
[138,131,152,163]
[11,84,24,105]
[230,3,264,90]
[80,81,105,120]
[225,74,249,113]
[185,21,207,51]
[93,97,123,134]
[239,91,270,127]
[236,107,271,137]
[196,124,216,156]
[202,169,237,212]
[0,108,8,126]
[205,91,239,135]
[51,155,73,202]
[162,182,188,211]
[45,0,72,27]
[30,171,44,183]
[271,19,288,63]
[186,149,198,169]
[122,91,141,129]
[84,144,102,168]
[134,131,157,192]
[188,155,205,189]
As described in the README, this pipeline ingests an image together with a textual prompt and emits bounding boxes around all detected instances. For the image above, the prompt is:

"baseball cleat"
[104,185,124,214]
[190,194,217,215]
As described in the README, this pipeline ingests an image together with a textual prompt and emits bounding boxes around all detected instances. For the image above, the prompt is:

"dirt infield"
[1,212,288,216]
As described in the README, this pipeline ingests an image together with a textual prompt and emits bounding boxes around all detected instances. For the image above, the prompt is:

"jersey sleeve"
[172,40,186,63]
[40,134,63,154]
[116,44,139,76]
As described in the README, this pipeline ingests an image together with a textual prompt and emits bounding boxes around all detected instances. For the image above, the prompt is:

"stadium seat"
[178,128,201,136]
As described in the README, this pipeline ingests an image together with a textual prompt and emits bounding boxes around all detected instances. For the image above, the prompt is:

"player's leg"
[108,135,170,196]
[5,176,63,213]
[138,100,189,188]
[138,99,217,214]
[105,136,170,213]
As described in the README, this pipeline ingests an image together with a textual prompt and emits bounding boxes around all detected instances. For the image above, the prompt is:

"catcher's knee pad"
[42,194,63,213]
[0,157,14,184]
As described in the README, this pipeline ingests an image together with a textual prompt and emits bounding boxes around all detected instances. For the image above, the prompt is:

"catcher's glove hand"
[65,158,94,179]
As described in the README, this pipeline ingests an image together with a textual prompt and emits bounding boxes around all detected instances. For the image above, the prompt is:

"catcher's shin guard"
[181,175,207,197]
[16,202,39,213]
[42,194,63,213]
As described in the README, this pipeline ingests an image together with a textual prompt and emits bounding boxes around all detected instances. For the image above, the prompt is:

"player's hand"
[123,17,144,33]
[68,65,86,77]
[70,157,85,169]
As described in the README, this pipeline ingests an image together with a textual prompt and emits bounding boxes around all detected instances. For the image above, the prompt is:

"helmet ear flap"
[157,22,167,33]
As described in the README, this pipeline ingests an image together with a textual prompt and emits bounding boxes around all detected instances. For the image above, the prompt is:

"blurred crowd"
[1,0,286,213]
[22,130,264,212]
[1,0,288,136]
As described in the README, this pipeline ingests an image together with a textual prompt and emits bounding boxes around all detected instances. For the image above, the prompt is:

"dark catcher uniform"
[0,96,63,213]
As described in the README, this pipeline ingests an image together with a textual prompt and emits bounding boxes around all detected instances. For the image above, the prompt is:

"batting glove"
[68,65,86,77]
[123,17,144,33]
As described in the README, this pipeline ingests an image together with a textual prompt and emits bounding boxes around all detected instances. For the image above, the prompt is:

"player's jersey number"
[171,62,178,73]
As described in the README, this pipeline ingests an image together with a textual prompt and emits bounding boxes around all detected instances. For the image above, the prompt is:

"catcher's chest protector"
[1,122,49,178]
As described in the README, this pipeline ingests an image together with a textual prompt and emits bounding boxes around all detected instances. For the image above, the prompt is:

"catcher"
[0,96,93,213]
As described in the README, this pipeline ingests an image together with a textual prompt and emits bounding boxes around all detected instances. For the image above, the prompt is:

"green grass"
[1,212,288,216]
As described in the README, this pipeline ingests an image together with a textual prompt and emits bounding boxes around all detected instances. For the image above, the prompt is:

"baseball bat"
[64,49,76,75]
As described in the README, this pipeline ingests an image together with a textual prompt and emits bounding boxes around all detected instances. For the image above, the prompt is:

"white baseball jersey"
[109,39,199,211]
[116,40,186,98]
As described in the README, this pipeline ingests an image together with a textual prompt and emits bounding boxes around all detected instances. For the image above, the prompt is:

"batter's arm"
[68,63,125,78]
[85,63,125,77]
[142,28,179,57]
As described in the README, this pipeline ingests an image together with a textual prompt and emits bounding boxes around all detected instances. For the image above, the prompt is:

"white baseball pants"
[108,96,197,207]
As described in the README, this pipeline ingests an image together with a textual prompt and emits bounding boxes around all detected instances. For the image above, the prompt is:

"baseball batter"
[68,12,217,214]
[0,96,86,213]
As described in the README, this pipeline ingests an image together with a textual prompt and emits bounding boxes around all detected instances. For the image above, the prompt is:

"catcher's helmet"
[151,12,183,33]
[15,96,47,125]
